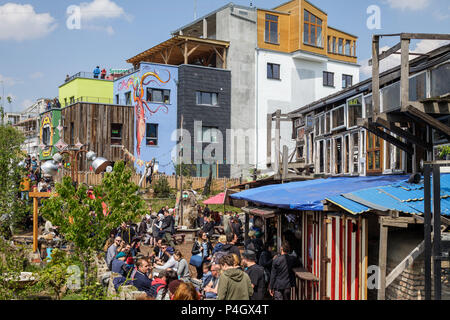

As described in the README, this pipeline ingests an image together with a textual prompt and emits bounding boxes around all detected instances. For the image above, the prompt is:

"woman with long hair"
[191,230,212,279]
[172,282,200,300]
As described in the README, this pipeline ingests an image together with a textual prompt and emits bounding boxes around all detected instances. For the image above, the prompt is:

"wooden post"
[424,164,432,300]
[267,114,272,167]
[222,48,227,69]
[372,36,380,116]
[282,145,288,182]
[184,41,188,64]
[400,38,410,110]
[275,110,281,178]
[33,197,38,253]
[377,219,388,300]
[432,165,442,300]
[203,18,207,39]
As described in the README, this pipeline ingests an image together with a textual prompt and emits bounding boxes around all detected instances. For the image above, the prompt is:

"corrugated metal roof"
[325,174,450,216]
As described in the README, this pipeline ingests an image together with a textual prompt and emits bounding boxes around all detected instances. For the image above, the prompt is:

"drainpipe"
[255,48,259,173]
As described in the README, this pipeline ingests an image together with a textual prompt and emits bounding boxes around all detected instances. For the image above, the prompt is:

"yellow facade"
[258,0,357,64]
[59,78,114,107]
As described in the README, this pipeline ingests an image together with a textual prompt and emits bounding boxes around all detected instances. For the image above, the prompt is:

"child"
[201,262,212,290]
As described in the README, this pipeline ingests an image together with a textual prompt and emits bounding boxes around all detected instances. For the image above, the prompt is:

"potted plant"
[438,146,450,160]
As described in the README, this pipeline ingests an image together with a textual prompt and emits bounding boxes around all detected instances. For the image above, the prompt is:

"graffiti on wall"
[132,70,171,157]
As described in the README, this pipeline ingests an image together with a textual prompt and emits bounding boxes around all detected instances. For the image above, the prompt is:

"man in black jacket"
[117,222,136,245]
[161,210,175,247]
[269,241,300,300]
[243,250,266,300]
[221,233,241,260]
[133,258,152,296]
[202,215,215,239]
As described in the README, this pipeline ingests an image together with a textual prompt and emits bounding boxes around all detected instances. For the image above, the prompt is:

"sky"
[0,0,449,113]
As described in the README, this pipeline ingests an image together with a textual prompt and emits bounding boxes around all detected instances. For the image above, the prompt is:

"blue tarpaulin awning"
[230,175,409,211]
[325,174,450,216]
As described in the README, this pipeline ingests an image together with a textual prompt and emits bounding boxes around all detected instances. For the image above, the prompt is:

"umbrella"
[203,192,225,205]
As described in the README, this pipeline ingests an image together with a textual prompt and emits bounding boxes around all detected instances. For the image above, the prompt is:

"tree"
[40,161,146,289]
[0,125,26,238]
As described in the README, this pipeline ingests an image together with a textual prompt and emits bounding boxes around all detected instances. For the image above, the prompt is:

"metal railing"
[62,96,115,107]
[64,71,113,83]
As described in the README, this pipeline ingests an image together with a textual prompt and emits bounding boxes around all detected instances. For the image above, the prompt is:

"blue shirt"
[93,68,100,76]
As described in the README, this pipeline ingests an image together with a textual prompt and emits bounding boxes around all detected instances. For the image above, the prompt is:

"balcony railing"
[62,96,115,107]
[64,71,113,83]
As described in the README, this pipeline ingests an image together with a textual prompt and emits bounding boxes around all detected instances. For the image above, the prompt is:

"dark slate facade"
[178,64,231,178]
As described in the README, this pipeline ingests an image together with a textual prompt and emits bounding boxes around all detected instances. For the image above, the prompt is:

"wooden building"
[59,102,134,172]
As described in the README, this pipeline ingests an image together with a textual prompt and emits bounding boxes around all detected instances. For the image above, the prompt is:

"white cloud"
[385,0,432,11]
[80,0,129,21]
[29,72,44,79]
[0,74,22,86]
[83,24,115,35]
[360,39,450,78]
[0,3,57,41]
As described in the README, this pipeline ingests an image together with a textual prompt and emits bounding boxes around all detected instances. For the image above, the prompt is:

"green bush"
[153,176,171,198]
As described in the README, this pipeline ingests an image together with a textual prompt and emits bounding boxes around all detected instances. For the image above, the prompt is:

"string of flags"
[121,146,151,167]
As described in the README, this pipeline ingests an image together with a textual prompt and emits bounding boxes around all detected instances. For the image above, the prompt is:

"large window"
[431,63,449,97]
[409,72,427,101]
[345,40,351,56]
[267,63,280,80]
[332,105,345,130]
[338,38,343,54]
[318,140,325,173]
[347,95,363,128]
[351,132,360,174]
[304,10,323,47]
[265,14,279,44]
[196,91,218,106]
[381,82,400,112]
[146,123,158,146]
[334,137,343,174]
[342,74,353,88]
[147,88,170,104]
[323,71,334,87]
[111,123,123,145]
[364,95,373,118]
[325,111,331,134]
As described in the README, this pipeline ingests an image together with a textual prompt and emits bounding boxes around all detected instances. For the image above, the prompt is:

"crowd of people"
[103,204,302,301]
[45,98,61,110]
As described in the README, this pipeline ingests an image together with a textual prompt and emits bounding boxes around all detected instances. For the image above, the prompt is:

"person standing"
[161,209,175,247]
[93,66,101,79]
[242,250,266,300]
[100,68,107,79]
[217,254,253,300]
[269,242,300,300]
[191,230,212,279]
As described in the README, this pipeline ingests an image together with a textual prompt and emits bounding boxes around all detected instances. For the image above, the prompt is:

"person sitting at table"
[111,252,127,276]
[153,240,170,265]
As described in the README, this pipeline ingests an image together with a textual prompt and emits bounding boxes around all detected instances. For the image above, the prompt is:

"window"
[196,163,217,178]
[70,122,74,145]
[318,140,325,173]
[347,95,363,128]
[125,91,131,106]
[297,127,305,141]
[115,94,119,104]
[334,137,343,174]
[111,123,123,145]
[338,38,343,54]
[326,139,332,174]
[197,126,218,143]
[367,132,383,173]
[267,63,280,80]
[265,14,279,44]
[352,41,357,57]
[430,63,449,97]
[327,36,331,53]
[323,71,334,87]
[146,123,158,146]
[325,111,331,134]
[196,91,218,106]
[42,127,51,146]
[332,37,336,53]
[342,74,353,88]
[332,105,345,130]
[364,95,373,119]
[304,10,323,47]
[147,88,170,104]
[344,135,350,174]
[70,96,75,104]
[381,82,400,112]
[351,132,360,174]
[345,40,351,56]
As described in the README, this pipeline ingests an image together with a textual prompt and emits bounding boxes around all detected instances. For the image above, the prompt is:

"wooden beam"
[222,47,227,69]
[368,42,401,66]
[377,221,388,300]
[400,39,410,110]
[184,41,188,64]
[187,44,200,57]
[401,33,450,40]
[33,197,38,253]
[372,36,381,116]
[408,100,450,114]
[213,47,224,62]
[267,113,272,167]
[386,241,424,287]
[359,119,414,154]
[374,115,432,150]
[402,105,450,139]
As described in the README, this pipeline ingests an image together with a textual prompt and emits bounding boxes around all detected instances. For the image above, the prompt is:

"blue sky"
[0,0,448,112]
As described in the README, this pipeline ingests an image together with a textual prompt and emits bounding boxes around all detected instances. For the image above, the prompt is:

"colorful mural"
[114,63,178,174]
[38,109,62,160]
[133,71,171,157]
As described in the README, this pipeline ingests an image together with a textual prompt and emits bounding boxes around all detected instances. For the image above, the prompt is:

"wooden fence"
[54,171,241,192]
